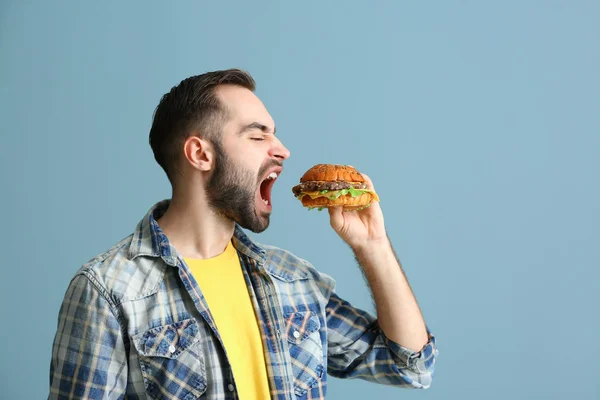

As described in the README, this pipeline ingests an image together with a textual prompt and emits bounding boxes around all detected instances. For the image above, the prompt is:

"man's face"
[205,85,290,233]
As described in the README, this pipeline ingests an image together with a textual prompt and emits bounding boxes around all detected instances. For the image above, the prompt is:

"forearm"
[353,238,429,352]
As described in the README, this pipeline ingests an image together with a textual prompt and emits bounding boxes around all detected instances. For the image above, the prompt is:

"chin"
[242,221,269,234]
[234,210,270,234]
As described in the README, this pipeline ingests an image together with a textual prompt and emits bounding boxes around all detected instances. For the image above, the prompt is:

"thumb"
[328,206,344,231]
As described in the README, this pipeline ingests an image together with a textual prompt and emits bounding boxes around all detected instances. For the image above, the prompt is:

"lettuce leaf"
[325,187,370,200]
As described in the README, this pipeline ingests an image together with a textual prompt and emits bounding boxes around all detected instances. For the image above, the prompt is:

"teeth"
[267,172,278,180]
[263,199,269,205]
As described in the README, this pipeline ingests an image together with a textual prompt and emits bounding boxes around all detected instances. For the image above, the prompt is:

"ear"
[183,136,214,172]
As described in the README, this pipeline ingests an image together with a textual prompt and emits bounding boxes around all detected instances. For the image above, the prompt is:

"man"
[49,69,437,399]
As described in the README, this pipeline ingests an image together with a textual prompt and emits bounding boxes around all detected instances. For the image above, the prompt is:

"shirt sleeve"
[325,291,437,389]
[49,273,128,399]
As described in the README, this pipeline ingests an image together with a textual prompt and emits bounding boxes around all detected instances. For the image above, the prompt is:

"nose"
[270,136,291,161]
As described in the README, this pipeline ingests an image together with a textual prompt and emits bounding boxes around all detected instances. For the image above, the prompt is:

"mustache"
[257,159,283,182]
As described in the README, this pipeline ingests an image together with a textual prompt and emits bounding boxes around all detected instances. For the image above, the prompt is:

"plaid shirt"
[49,200,437,399]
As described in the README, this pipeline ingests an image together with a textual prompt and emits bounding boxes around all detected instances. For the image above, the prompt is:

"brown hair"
[149,69,256,185]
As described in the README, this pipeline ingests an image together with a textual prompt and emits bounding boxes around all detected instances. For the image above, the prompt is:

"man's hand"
[327,173,387,251]
[327,172,430,352]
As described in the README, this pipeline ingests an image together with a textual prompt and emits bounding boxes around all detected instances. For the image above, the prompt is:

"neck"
[157,187,235,259]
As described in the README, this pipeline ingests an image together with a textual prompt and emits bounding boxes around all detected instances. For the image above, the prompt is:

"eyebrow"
[239,122,276,135]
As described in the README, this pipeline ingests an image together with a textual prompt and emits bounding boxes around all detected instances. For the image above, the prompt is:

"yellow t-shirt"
[184,241,270,399]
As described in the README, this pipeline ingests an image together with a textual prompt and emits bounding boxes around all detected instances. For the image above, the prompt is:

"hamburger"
[292,164,380,211]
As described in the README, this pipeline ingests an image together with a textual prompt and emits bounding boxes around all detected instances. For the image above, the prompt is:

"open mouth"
[259,171,278,207]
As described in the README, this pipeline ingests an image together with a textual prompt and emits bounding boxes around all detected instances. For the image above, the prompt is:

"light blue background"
[1,1,598,399]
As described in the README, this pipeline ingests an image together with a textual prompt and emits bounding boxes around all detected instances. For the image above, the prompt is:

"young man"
[49,69,437,399]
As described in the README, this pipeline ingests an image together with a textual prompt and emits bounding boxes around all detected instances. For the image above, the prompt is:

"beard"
[205,140,276,233]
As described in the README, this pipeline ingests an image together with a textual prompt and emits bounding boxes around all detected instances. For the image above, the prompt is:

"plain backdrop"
[1,1,599,399]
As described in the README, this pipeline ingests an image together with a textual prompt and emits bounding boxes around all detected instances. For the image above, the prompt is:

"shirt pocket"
[132,318,207,400]
[283,310,324,397]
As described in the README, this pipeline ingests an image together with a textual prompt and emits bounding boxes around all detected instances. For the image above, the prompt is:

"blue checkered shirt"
[49,200,437,399]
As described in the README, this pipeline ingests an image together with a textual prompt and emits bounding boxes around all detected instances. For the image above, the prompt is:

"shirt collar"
[128,199,267,266]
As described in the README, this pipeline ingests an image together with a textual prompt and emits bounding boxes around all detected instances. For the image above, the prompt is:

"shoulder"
[71,234,167,307]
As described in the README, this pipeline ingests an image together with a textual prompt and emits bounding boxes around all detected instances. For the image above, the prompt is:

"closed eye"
[250,137,265,141]
[240,122,276,139]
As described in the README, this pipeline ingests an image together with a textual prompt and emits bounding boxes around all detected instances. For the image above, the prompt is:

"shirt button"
[168,345,176,353]
[293,330,300,339]
[228,383,234,391]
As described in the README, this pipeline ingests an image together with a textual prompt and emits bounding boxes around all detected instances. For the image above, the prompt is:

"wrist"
[352,236,392,260]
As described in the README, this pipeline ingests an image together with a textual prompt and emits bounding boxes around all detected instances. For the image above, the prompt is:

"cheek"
[223,140,264,178]
[239,156,262,177]
[234,159,260,185]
